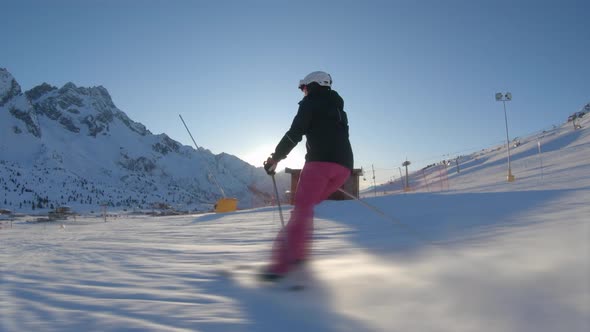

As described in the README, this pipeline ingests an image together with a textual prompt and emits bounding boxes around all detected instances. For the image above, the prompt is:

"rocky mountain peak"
[25,83,58,101]
[0,68,22,106]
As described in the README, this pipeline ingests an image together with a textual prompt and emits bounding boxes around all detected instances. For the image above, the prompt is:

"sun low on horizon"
[241,144,306,171]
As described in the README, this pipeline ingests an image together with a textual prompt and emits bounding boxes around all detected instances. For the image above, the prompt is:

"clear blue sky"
[3,0,589,185]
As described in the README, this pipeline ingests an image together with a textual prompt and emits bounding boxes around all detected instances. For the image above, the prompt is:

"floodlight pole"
[372,164,377,197]
[402,160,411,191]
[496,92,515,182]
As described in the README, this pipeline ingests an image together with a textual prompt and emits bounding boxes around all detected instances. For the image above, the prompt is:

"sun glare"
[242,144,306,171]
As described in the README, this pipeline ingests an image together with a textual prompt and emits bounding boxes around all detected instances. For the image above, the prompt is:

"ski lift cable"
[179,114,226,198]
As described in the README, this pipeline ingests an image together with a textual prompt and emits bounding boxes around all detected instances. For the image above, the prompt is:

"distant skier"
[263,71,354,281]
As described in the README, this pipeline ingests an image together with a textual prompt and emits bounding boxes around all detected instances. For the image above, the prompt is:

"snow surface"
[1,116,589,331]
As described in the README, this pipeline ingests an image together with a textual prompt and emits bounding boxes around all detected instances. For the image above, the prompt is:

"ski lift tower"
[495,92,516,182]
[402,160,411,192]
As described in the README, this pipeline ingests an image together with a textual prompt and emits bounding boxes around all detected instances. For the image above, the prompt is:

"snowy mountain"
[0,68,285,213]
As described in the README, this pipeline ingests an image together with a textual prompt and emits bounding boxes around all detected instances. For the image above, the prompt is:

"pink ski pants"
[269,161,351,275]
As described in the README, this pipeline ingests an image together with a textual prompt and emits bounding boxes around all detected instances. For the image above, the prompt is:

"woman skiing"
[262,71,354,280]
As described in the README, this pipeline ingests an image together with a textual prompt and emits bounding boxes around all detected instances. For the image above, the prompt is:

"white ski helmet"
[298,71,332,89]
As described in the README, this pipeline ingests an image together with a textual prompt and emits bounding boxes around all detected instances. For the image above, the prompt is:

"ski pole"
[337,189,481,262]
[271,174,285,228]
[336,188,436,247]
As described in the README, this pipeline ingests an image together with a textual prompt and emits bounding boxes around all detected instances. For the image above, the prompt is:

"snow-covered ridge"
[365,107,590,195]
[0,68,286,213]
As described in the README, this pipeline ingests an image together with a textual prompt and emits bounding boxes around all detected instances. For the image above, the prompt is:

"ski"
[216,263,308,291]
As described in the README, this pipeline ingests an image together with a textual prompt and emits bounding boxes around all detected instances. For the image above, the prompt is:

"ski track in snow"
[1,118,589,331]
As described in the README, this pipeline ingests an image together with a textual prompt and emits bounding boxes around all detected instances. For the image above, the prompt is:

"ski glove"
[263,155,279,175]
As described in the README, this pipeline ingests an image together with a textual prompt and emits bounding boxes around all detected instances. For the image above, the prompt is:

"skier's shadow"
[317,189,578,258]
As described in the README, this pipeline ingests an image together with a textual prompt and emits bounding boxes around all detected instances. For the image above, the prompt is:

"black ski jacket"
[273,89,353,170]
